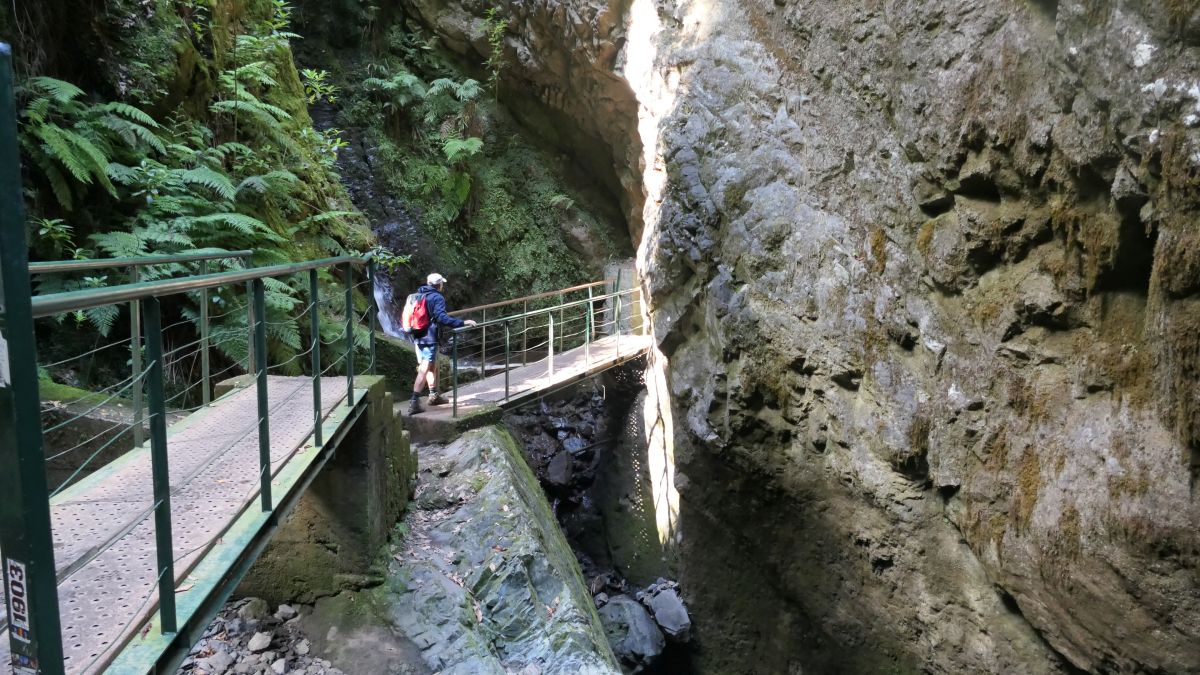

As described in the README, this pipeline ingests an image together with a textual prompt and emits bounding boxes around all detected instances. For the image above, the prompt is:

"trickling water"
[373,273,404,338]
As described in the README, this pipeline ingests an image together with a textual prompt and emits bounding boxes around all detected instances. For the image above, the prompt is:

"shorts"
[415,343,437,364]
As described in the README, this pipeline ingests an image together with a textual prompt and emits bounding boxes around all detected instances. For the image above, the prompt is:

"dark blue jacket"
[413,285,465,345]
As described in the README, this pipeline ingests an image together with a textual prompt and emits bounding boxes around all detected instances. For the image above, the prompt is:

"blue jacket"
[413,285,465,345]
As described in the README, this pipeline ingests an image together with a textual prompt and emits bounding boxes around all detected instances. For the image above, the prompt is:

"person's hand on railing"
[464,319,477,327]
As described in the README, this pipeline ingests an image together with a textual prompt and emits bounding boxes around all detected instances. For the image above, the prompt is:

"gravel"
[175,598,347,675]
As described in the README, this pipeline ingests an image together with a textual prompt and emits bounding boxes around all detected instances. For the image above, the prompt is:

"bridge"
[0,50,650,675]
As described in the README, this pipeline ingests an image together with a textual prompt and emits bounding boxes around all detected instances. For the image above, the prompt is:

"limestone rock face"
[411,0,1200,672]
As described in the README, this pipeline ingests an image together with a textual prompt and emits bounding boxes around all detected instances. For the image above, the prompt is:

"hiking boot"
[407,399,424,415]
[428,393,449,406]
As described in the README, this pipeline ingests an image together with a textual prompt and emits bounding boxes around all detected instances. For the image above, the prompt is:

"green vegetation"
[13,0,372,394]
[484,8,509,101]
[339,22,621,299]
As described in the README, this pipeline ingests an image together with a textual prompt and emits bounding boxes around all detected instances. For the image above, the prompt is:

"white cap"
[427,273,448,286]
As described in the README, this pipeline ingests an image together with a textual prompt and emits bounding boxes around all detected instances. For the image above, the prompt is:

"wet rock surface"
[416,0,1200,672]
[176,598,350,675]
[505,376,694,673]
[378,427,619,674]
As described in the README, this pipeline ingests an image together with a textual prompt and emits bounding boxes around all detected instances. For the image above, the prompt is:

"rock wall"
[407,0,1200,672]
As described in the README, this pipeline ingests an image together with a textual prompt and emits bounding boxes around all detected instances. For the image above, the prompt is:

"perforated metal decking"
[1,376,349,674]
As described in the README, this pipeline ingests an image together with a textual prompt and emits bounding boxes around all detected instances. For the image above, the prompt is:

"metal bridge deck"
[425,333,654,422]
[1,376,354,674]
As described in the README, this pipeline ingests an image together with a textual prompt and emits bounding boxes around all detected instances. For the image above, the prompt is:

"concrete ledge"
[402,402,504,443]
[235,376,417,605]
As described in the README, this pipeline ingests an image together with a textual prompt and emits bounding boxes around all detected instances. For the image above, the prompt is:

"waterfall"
[373,273,404,337]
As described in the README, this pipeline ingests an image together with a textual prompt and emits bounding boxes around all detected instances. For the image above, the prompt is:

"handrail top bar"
[32,255,366,318]
[29,249,256,274]
[451,279,614,317]
[453,286,640,332]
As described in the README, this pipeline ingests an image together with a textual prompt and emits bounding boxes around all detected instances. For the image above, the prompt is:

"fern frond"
[26,76,84,103]
[236,176,269,195]
[192,213,285,242]
[32,153,74,209]
[36,125,92,183]
[181,166,237,200]
[85,304,121,336]
[97,102,160,128]
[90,231,145,257]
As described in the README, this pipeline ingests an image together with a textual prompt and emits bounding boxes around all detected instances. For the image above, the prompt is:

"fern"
[26,76,84,103]
[182,166,237,200]
[84,304,121,337]
[90,231,145,257]
[190,212,285,242]
[442,137,483,164]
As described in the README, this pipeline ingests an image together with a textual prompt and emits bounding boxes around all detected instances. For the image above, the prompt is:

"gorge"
[3,0,1198,673]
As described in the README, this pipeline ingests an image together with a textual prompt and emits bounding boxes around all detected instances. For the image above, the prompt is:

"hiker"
[404,272,475,415]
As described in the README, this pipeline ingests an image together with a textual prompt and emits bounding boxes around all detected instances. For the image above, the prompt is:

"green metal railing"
[7,252,378,674]
[29,250,255,447]
[447,276,645,417]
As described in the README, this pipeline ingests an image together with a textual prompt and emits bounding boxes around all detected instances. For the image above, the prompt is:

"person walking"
[407,273,475,415]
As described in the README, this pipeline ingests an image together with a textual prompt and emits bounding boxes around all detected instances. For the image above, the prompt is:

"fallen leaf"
[175,582,195,593]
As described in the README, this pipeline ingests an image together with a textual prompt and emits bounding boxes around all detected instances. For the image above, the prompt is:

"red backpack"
[401,292,430,333]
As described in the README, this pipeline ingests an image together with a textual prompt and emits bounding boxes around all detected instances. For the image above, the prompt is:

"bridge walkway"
[0,377,361,673]
[423,332,654,423]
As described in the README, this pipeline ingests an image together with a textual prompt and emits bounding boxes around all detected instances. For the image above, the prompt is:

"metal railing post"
[252,279,273,512]
[200,259,211,405]
[368,260,377,375]
[558,292,564,353]
[131,265,143,447]
[452,334,459,418]
[614,286,622,357]
[480,308,487,380]
[585,287,593,366]
[309,269,323,447]
[522,300,528,366]
[143,297,177,633]
[344,263,354,406]
[504,321,511,400]
[0,42,66,672]
[548,313,555,377]
[245,288,255,374]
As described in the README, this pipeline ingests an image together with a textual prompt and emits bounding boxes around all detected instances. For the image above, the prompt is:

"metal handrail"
[450,279,612,317]
[31,255,365,317]
[28,250,255,274]
[451,288,637,332]
[448,282,642,416]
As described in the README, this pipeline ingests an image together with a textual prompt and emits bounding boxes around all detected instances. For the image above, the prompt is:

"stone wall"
[237,376,417,605]
[407,0,1200,672]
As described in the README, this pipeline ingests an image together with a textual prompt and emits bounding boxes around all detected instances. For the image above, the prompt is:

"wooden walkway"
[417,333,654,423]
[1,376,358,674]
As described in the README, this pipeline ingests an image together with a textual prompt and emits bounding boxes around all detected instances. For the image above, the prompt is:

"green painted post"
[131,265,143,448]
[0,42,67,675]
[309,269,323,447]
[452,334,459,418]
[522,300,528,366]
[343,264,354,407]
[503,321,510,400]
[200,259,211,405]
[252,279,272,512]
[143,297,178,634]
[367,260,377,375]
